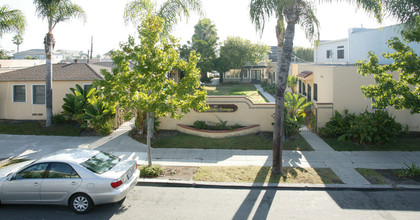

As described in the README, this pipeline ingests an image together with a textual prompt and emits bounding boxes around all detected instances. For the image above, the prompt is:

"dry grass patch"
[193,166,342,184]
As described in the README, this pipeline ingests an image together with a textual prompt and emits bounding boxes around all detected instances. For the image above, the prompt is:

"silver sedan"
[0,149,139,214]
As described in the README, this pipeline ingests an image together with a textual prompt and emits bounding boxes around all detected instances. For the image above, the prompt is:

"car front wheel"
[70,193,93,214]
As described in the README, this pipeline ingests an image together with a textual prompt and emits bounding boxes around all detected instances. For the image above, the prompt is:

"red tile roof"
[298,71,313,78]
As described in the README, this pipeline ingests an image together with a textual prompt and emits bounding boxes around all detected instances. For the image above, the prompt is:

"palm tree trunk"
[44,32,55,127]
[272,9,297,175]
[146,111,154,166]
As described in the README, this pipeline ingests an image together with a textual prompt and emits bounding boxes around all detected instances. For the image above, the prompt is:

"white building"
[314,25,420,64]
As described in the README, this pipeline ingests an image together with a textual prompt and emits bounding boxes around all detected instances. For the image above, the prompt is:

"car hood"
[0,160,34,178]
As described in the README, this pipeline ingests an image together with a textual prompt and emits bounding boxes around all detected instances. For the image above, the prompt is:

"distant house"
[0,63,109,120]
[13,49,64,61]
[293,24,420,132]
[314,24,420,64]
[222,46,277,84]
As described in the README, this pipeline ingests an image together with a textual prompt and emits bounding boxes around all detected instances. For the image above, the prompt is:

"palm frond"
[123,0,155,25]
[158,0,203,36]
[0,5,26,36]
[296,1,320,45]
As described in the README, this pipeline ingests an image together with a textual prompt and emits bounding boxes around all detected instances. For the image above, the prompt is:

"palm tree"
[33,0,86,127]
[0,5,26,37]
[249,0,382,174]
[124,0,203,37]
[12,34,23,52]
[250,0,320,175]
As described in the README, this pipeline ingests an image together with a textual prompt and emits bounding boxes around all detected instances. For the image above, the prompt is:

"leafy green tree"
[34,0,86,127]
[124,0,202,38]
[293,46,313,62]
[0,5,26,37]
[0,49,12,59]
[358,0,420,113]
[191,18,219,82]
[95,15,207,166]
[12,34,23,53]
[249,0,381,174]
[218,36,269,83]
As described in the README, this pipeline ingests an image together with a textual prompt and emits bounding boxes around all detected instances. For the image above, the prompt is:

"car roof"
[37,148,100,164]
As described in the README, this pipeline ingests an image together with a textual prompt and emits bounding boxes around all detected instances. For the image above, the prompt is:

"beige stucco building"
[0,63,107,120]
[292,63,420,132]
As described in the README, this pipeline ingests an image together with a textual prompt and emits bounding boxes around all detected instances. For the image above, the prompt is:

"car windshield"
[81,151,121,174]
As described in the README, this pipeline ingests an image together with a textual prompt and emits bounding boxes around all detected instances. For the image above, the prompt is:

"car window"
[81,151,120,174]
[15,163,49,179]
[47,163,80,179]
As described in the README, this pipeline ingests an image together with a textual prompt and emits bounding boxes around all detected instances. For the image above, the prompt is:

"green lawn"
[0,121,83,136]
[205,84,268,103]
[322,137,420,151]
[134,133,313,151]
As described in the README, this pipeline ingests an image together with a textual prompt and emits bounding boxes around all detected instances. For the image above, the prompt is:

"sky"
[0,0,399,56]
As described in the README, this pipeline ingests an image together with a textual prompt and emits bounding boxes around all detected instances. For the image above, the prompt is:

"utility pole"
[90,36,93,59]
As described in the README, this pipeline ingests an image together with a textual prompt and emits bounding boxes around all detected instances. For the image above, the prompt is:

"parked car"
[0,149,139,214]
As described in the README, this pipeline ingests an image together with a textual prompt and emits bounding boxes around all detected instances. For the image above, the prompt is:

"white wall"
[348,25,420,64]
[314,39,349,63]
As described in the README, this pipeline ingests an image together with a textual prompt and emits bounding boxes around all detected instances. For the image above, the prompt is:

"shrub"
[139,165,163,178]
[214,120,228,130]
[81,96,116,136]
[319,110,402,144]
[284,92,312,137]
[231,123,242,130]
[52,113,68,125]
[62,85,96,121]
[261,82,275,95]
[394,164,420,179]
[193,120,207,130]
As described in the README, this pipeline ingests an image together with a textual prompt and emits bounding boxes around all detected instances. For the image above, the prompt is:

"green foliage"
[261,82,275,95]
[62,84,95,121]
[213,120,228,130]
[293,47,313,62]
[81,95,116,136]
[394,163,420,179]
[319,110,402,145]
[357,18,420,114]
[193,120,207,130]
[139,164,163,178]
[218,36,270,72]
[284,92,312,137]
[287,75,298,87]
[52,113,68,125]
[0,5,26,36]
[0,49,12,59]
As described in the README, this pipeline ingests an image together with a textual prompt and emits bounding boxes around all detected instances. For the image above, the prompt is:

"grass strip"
[193,166,343,184]
[0,121,82,136]
[323,137,420,151]
[137,133,313,151]
[205,84,267,103]
[355,168,389,184]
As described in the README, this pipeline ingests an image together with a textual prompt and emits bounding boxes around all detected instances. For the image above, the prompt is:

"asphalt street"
[0,185,419,220]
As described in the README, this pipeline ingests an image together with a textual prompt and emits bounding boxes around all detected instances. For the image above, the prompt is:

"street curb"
[137,179,420,191]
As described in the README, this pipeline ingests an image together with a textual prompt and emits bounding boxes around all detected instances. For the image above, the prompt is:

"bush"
[81,96,116,136]
[139,165,163,178]
[52,113,68,125]
[284,92,312,137]
[394,164,420,179]
[214,120,228,130]
[261,82,275,95]
[193,120,207,130]
[319,110,402,144]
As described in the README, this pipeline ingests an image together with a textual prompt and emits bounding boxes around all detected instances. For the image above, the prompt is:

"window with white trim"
[313,83,318,101]
[13,85,26,102]
[33,85,45,104]
[326,50,332,58]
[337,46,344,59]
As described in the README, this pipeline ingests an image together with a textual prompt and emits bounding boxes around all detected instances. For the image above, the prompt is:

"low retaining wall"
[177,124,260,138]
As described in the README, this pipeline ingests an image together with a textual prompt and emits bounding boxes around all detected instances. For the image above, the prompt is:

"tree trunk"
[272,17,286,175]
[44,32,55,127]
[146,111,154,166]
[272,9,297,175]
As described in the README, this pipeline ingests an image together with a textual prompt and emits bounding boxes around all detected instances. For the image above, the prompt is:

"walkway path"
[254,84,275,103]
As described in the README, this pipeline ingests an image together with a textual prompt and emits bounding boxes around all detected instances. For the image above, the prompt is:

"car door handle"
[34,182,40,186]
[71,181,78,185]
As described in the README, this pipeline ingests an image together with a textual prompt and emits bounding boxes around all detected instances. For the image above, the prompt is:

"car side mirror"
[7,173,16,181]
